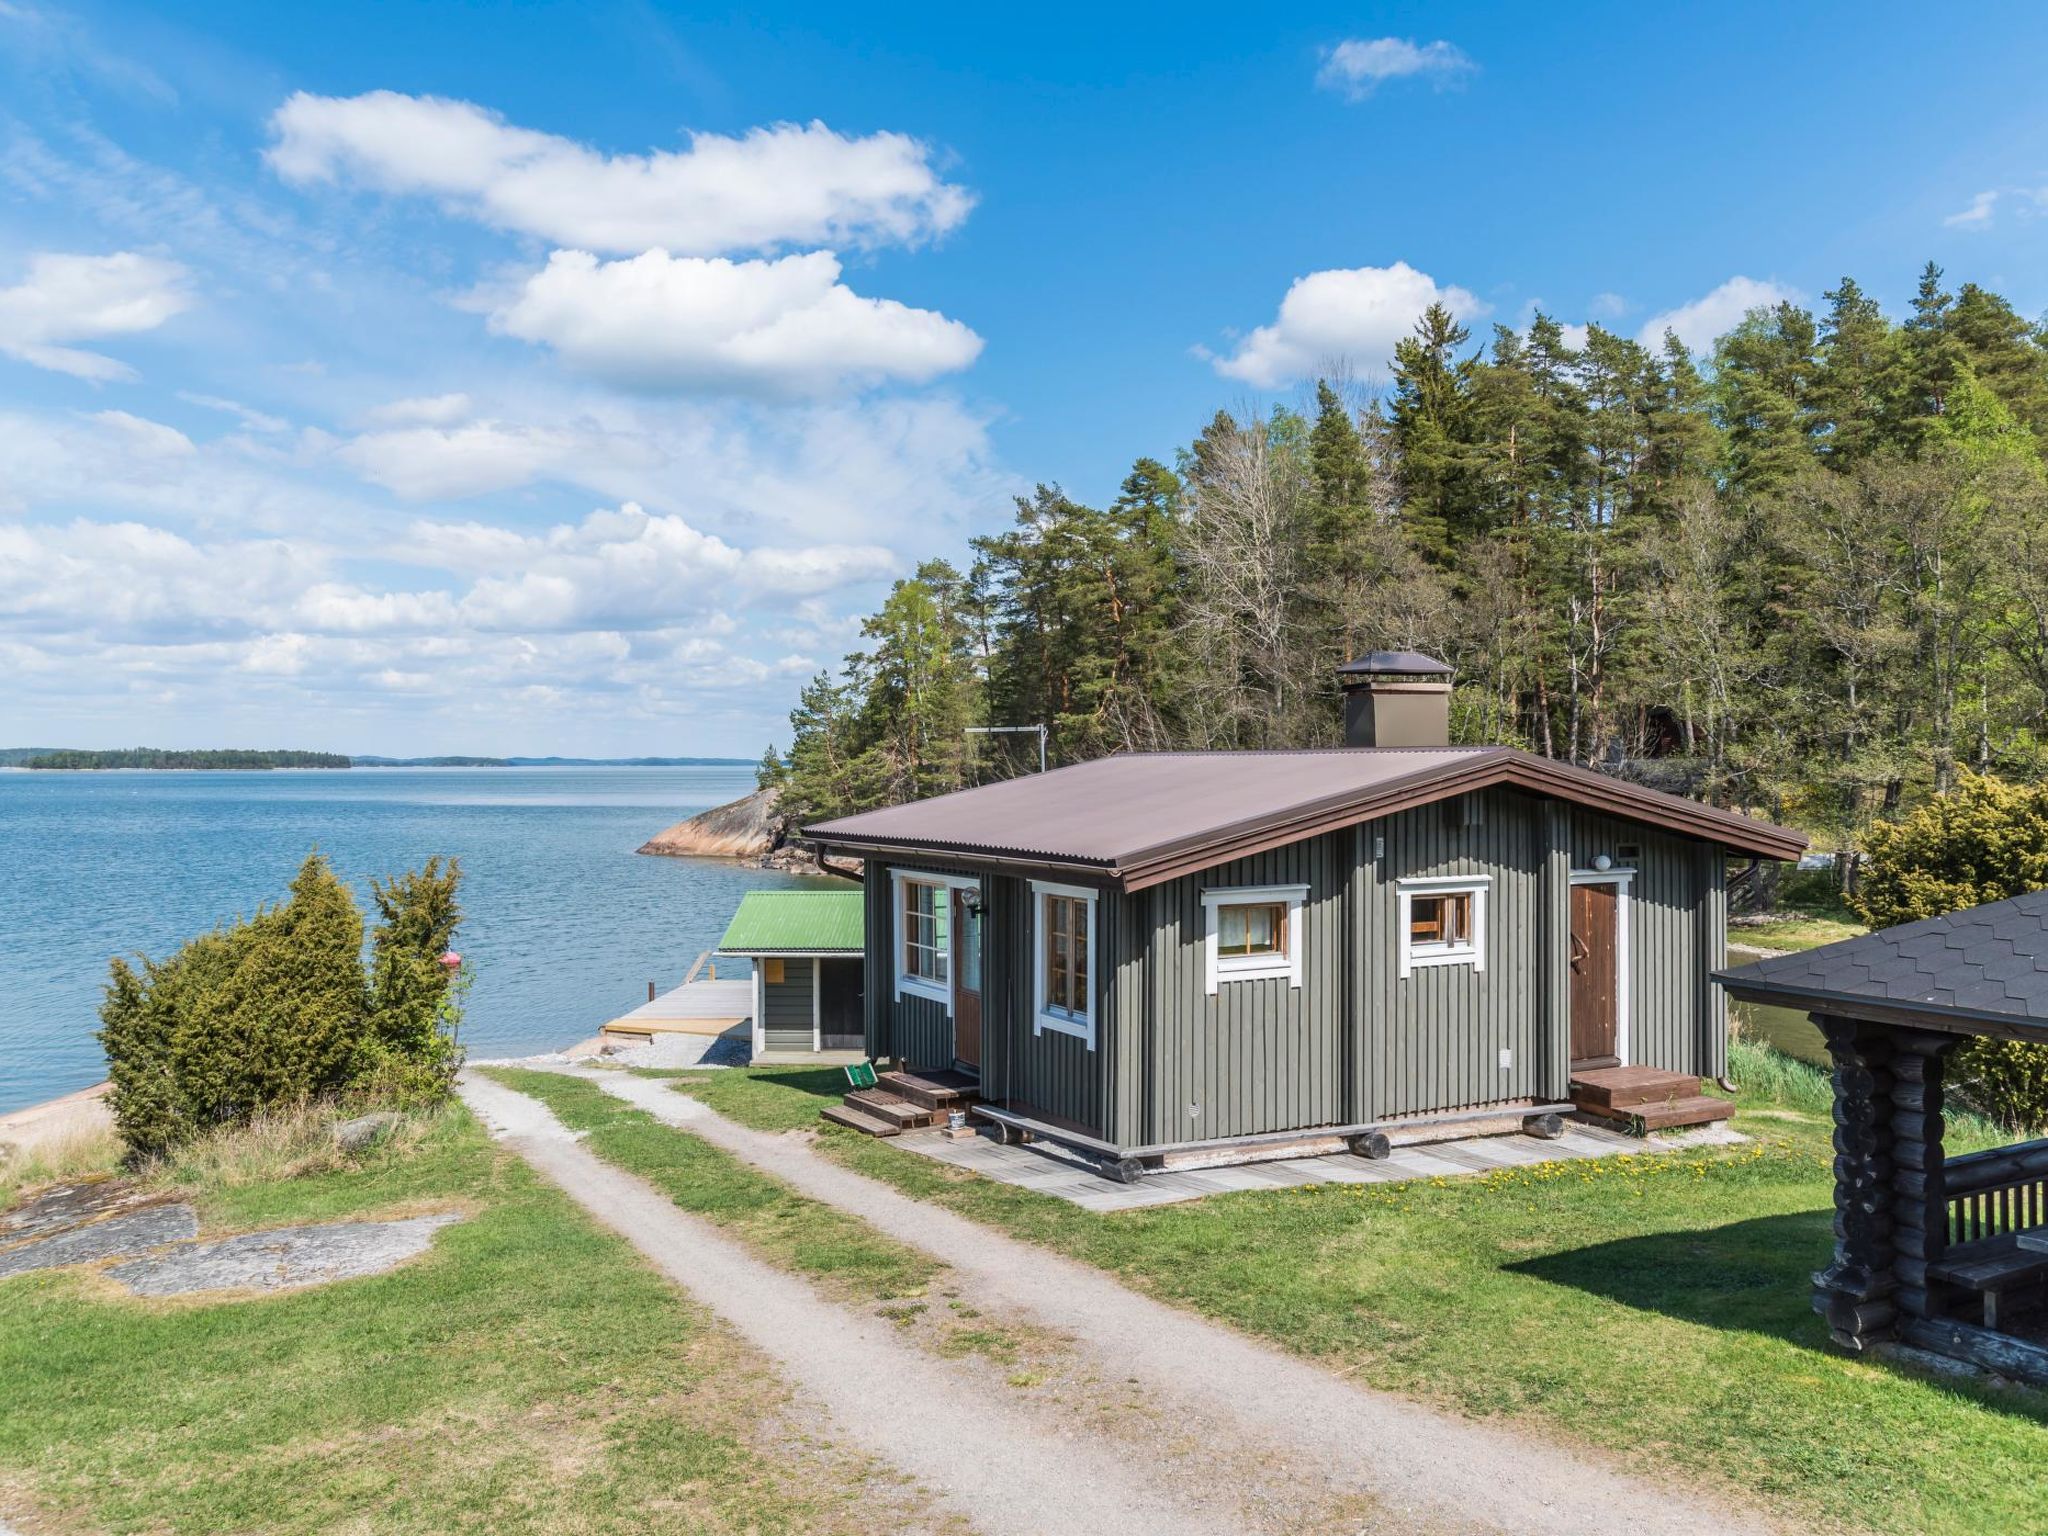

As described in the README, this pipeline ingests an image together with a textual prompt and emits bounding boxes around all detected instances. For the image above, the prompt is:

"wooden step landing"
[876,1069,979,1113]
[1570,1065,1703,1109]
[822,1066,981,1138]
[1574,1092,1734,1132]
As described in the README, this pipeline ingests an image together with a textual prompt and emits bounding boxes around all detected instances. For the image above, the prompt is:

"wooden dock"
[601,953,754,1044]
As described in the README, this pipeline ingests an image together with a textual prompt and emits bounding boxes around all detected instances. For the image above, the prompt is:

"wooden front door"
[1569,881,1620,1069]
[952,888,982,1069]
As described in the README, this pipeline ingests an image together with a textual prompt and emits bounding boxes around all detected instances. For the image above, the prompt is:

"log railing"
[1944,1139,2048,1247]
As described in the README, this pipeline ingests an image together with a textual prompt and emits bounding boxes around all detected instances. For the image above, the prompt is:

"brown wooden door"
[1569,881,1619,1068]
[952,888,982,1069]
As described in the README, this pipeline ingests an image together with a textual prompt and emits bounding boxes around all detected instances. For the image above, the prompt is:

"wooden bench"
[1929,1235,2048,1329]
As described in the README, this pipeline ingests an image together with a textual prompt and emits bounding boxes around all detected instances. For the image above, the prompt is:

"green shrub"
[98,853,466,1156]
[363,857,466,1098]
[1854,774,2048,1133]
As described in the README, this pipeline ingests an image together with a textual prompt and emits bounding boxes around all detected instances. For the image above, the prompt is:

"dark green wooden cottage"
[808,655,1804,1172]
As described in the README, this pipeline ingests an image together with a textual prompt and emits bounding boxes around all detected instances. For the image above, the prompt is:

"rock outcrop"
[637,786,783,859]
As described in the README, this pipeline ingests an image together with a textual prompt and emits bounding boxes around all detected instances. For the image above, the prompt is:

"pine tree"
[1389,303,1478,557]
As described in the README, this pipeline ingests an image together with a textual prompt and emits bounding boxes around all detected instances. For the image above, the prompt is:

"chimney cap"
[1337,650,1453,681]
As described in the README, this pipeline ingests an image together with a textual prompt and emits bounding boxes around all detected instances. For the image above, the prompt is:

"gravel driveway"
[585,1069,1782,1534]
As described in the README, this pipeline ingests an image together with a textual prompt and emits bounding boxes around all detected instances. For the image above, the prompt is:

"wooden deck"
[601,954,754,1042]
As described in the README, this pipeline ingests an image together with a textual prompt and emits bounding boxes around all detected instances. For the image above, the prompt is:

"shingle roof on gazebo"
[1716,889,2048,1032]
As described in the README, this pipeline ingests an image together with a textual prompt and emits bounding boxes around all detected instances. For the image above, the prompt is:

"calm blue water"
[0,766,827,1115]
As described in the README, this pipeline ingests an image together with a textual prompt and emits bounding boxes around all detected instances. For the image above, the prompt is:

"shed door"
[952,889,982,1070]
[819,959,864,1049]
[1570,881,1620,1069]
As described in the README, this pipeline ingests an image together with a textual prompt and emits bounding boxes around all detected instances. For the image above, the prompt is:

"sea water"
[0,765,827,1115]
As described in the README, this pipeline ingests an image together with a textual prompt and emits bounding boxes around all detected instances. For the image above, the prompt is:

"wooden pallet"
[845,1088,943,1130]
[822,1067,979,1137]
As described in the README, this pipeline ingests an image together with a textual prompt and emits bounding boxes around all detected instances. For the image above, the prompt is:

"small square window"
[1201,884,1307,993]
[1398,877,1488,977]
[1217,901,1287,958]
[1408,891,1471,948]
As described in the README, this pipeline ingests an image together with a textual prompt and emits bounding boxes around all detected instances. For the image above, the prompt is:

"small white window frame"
[1397,874,1490,978]
[890,869,978,1013]
[1030,878,1098,1048]
[1200,883,1308,995]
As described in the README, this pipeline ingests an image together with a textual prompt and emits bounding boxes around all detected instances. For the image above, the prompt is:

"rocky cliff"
[637,786,783,858]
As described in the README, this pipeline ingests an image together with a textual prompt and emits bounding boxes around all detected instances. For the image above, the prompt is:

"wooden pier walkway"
[600,952,753,1044]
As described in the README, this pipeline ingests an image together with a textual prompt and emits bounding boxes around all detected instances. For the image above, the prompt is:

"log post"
[1889,1029,1957,1320]
[1814,1014,1900,1350]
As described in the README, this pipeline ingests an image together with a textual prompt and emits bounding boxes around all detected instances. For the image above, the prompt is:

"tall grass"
[143,1101,448,1194]
[0,1123,126,1207]
[1729,1031,2013,1151]
[3,1100,448,1212]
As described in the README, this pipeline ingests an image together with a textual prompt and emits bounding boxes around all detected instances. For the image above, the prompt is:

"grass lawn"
[0,1104,906,1535]
[1729,912,1869,952]
[479,1067,937,1307]
[657,1052,2048,1536]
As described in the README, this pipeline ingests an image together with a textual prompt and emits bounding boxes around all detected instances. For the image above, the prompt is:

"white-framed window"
[1200,883,1307,994]
[1031,879,1097,1047]
[891,870,976,1007]
[1397,875,1489,978]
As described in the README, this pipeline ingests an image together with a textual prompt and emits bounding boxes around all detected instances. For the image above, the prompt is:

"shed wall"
[761,959,814,1052]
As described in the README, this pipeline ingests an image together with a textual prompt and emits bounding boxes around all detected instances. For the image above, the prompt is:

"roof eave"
[1116,752,1804,890]
[1713,970,2048,1042]
[803,830,1123,886]
[808,749,1805,893]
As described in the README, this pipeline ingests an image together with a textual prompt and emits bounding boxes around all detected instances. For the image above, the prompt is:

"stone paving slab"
[899,1122,1700,1210]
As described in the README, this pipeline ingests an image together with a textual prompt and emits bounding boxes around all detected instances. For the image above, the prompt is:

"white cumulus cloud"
[1637,276,1802,353]
[266,91,974,256]
[488,248,982,394]
[366,392,473,427]
[1209,262,1488,388]
[1316,38,1474,100]
[0,251,191,380]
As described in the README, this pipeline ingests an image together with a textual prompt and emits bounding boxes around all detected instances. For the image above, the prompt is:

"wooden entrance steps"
[1569,1066,1734,1133]
[821,1068,980,1138]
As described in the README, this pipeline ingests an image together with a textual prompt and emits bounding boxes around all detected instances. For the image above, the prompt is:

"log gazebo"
[1717,890,2048,1384]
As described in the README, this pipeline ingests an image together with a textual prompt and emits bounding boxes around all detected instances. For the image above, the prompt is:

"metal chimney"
[1338,651,1453,748]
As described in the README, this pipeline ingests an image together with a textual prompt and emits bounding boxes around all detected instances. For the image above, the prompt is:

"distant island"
[4,747,757,770]
[17,749,351,771]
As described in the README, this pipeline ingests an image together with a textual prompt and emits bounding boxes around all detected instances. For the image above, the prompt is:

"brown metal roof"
[806,746,1806,890]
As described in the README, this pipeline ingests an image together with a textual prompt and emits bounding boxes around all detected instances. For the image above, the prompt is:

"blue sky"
[4,1,2047,757]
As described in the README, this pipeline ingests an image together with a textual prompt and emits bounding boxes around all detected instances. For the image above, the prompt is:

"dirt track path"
[458,1070,1315,1536]
[565,1066,1779,1536]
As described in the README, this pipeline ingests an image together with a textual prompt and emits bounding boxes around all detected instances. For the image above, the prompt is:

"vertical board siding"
[1567,810,1712,1077]
[1366,789,1543,1120]
[862,859,1111,1133]
[1134,833,1348,1145]
[761,959,814,1051]
[861,859,961,1069]
[991,872,1110,1135]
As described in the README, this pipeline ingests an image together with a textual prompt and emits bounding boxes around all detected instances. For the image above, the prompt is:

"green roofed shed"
[717,889,865,955]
